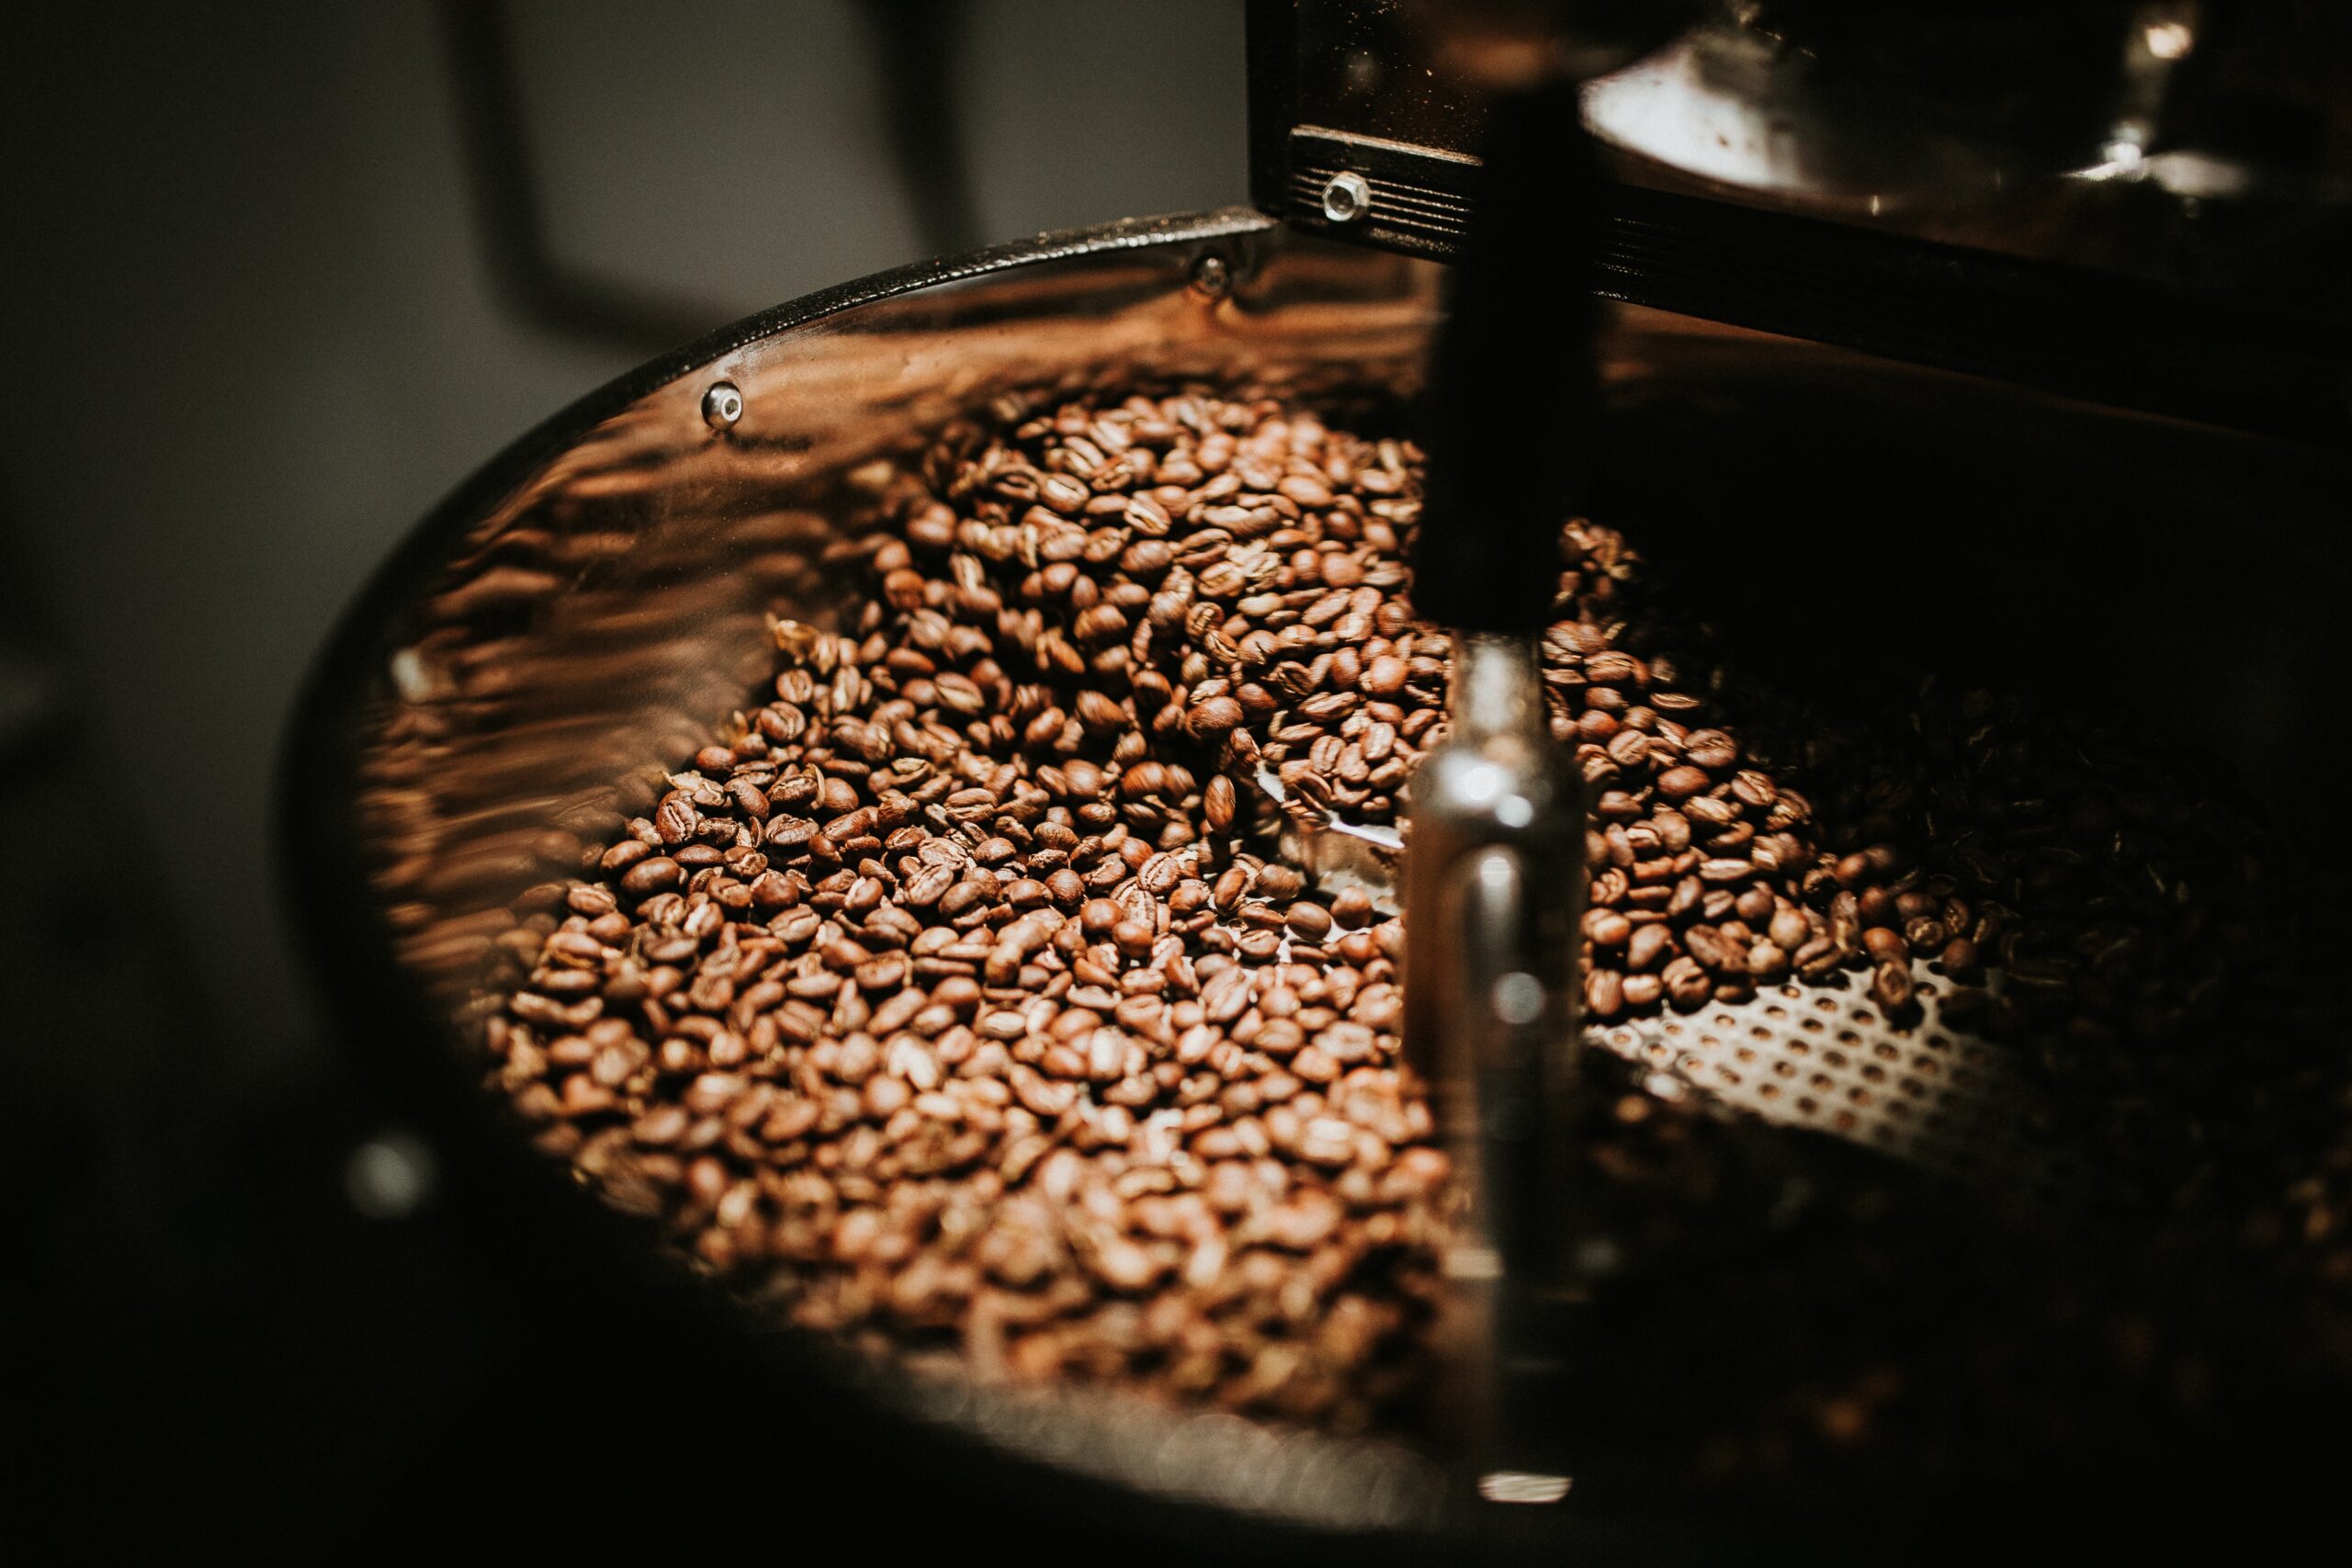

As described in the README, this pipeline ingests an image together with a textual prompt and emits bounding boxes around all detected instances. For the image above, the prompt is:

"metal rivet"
[701,379,744,431]
[1190,251,1231,298]
[1320,171,1372,224]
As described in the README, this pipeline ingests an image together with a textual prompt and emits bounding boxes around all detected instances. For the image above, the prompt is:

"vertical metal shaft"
[1402,633,1587,1485]
[1398,60,1600,1494]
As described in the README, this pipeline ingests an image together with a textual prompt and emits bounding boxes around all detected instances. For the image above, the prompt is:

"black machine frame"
[1245,0,2350,446]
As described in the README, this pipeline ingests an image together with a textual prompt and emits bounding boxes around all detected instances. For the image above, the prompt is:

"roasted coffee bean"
[1203,773,1237,830]
[1904,916,1949,954]
[1586,967,1624,1019]
[1871,959,1916,1014]
[654,794,699,844]
[618,855,681,897]
[1863,926,1909,965]
[1657,765,1711,800]
[1626,922,1672,972]
[1682,729,1736,770]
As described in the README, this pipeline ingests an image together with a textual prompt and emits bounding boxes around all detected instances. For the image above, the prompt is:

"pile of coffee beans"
[490,391,1476,1428]
[482,382,2340,1444]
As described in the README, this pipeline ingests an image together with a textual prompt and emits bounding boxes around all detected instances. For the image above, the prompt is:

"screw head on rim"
[702,380,744,431]
[1321,171,1373,224]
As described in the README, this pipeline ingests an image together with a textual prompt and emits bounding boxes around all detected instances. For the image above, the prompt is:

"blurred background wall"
[0,2,1243,1546]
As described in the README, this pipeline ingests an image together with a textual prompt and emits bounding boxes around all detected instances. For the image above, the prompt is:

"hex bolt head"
[1320,171,1373,224]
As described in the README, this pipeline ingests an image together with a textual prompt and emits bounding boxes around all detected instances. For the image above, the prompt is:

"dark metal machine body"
[1250,0,2352,446]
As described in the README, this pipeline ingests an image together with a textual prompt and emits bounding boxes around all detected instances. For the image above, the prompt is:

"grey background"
[0,2,1241,1545]
[1,0,1244,1076]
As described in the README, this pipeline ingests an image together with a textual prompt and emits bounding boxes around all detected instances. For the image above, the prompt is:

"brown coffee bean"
[1286,903,1333,941]
[618,856,681,897]
[1681,729,1736,770]
[1585,967,1624,1020]
[1606,729,1652,768]
[902,863,956,907]
[1204,773,1238,830]
[1202,966,1253,1023]
[654,794,699,845]
[1254,864,1305,901]
[1664,956,1712,1010]
[1682,925,1731,971]
[1862,926,1909,964]
[1871,959,1916,1013]
[1657,766,1710,800]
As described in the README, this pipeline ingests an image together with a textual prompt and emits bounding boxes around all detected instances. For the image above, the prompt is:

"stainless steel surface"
[1251,760,1405,911]
[1401,635,1587,1483]
[1582,3,2193,207]
[1593,976,2072,1201]
[1577,1,2352,289]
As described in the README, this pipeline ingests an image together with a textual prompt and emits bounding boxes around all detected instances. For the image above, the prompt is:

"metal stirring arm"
[1402,635,1588,1483]
[1401,76,1598,1489]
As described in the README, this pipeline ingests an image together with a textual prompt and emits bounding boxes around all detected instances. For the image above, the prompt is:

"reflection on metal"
[1444,1244,1504,1282]
[1491,970,1544,1026]
[1252,760,1404,913]
[1401,634,1586,1489]
[1477,1470,1571,1505]
[2144,19,2195,62]
[1578,4,2199,207]
[345,1129,439,1220]
[1258,1,2352,444]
